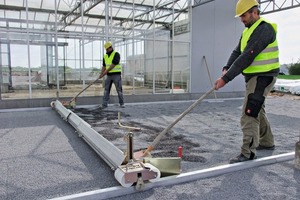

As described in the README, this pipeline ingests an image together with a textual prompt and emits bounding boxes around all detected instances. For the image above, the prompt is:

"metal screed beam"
[53,100,125,169]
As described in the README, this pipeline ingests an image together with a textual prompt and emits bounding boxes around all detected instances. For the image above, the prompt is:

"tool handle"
[69,78,99,103]
[150,87,215,149]
[203,56,217,99]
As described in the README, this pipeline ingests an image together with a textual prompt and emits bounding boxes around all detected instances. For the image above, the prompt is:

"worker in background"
[99,41,125,108]
[214,0,279,164]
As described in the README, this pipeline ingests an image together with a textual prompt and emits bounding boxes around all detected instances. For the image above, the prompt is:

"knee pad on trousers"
[245,93,265,118]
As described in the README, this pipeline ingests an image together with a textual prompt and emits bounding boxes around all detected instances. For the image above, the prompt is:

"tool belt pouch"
[245,93,265,118]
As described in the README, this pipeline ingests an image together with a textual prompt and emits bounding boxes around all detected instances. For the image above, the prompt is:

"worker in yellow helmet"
[214,0,279,164]
[99,41,124,108]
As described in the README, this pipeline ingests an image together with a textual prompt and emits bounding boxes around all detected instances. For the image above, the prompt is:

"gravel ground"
[0,92,299,200]
[73,92,300,170]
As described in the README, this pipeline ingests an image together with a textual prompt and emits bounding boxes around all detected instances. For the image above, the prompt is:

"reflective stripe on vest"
[104,51,121,73]
[241,18,280,74]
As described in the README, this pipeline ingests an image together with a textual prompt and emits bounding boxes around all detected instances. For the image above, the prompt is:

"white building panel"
[191,0,245,94]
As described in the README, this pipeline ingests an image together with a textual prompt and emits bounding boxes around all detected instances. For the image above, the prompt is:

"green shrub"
[288,62,300,75]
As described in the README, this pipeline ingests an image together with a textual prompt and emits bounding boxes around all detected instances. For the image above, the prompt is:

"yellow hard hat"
[235,0,259,17]
[104,41,112,49]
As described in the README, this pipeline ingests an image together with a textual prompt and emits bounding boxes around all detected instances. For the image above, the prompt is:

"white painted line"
[48,152,295,200]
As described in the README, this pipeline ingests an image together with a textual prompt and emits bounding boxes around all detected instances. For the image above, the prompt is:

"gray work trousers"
[102,73,124,106]
[240,76,276,158]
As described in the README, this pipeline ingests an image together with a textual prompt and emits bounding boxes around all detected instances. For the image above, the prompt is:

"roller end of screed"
[50,101,55,108]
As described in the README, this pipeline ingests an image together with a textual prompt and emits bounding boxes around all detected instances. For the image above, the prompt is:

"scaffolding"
[0,0,192,100]
[1,0,299,100]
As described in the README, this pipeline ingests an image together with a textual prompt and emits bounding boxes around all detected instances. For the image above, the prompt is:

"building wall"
[191,0,245,94]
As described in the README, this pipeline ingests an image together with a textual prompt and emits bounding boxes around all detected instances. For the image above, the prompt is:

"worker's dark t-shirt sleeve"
[112,52,120,65]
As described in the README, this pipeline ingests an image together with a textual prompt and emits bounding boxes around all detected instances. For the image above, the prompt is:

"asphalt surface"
[0,93,299,200]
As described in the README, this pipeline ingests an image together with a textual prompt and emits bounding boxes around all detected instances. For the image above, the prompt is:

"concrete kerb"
[48,152,295,200]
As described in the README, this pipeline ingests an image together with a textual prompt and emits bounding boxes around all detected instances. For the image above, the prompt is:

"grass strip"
[278,75,300,80]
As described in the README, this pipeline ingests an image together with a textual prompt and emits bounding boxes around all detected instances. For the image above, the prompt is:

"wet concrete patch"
[73,107,206,163]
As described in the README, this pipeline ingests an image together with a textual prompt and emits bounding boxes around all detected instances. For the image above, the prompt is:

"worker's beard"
[244,15,256,28]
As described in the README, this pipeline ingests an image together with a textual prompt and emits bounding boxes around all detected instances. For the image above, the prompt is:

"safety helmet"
[104,41,112,49]
[235,0,259,17]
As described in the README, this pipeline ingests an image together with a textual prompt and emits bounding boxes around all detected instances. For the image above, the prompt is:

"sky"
[264,7,300,64]
[9,6,300,68]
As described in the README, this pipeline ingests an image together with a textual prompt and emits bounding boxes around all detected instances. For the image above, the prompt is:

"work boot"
[99,104,107,109]
[229,153,257,164]
[120,104,125,108]
[256,145,275,150]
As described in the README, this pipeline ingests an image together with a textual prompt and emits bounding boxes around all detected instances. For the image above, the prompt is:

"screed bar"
[53,100,125,169]
[49,152,295,200]
[53,100,162,189]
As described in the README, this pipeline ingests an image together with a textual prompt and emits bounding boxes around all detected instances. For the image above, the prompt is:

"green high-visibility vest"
[104,51,122,73]
[241,18,279,74]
